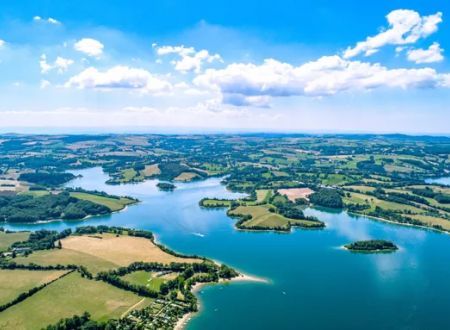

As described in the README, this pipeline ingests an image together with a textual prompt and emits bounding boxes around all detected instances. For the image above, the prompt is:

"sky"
[0,0,449,134]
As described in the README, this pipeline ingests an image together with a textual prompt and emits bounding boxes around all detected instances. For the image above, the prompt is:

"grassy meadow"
[121,271,178,292]
[0,272,148,329]
[0,231,30,252]
[69,192,135,212]
[229,204,320,230]
[0,269,67,306]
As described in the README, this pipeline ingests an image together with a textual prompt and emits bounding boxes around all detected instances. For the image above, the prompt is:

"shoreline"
[174,272,268,330]
[2,201,137,227]
[346,211,450,236]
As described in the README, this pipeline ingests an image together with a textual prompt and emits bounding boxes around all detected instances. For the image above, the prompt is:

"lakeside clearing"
[69,192,136,212]
[229,204,323,231]
[15,233,200,274]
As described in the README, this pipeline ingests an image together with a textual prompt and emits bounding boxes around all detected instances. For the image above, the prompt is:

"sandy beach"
[174,273,268,330]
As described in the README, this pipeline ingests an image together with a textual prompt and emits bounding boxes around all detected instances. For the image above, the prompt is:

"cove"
[4,167,450,330]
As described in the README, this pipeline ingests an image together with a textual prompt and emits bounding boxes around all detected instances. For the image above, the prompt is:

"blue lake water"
[426,176,450,186]
[5,168,450,330]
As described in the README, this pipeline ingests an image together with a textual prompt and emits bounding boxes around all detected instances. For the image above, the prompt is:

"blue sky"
[0,0,449,134]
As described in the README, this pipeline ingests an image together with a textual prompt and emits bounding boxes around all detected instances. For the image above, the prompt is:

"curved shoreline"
[174,273,268,330]
[346,211,450,236]
[2,202,137,227]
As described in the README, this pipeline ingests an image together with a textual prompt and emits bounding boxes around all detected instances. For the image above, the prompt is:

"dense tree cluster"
[11,229,72,251]
[0,192,110,223]
[345,240,398,252]
[66,187,138,201]
[156,182,176,191]
[43,312,129,330]
[412,187,450,204]
[18,172,75,186]
[96,260,238,306]
[74,226,154,240]
[356,158,385,175]
[269,193,321,222]
[309,188,343,208]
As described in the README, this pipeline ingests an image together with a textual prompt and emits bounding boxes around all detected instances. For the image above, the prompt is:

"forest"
[345,240,398,252]
[0,192,110,223]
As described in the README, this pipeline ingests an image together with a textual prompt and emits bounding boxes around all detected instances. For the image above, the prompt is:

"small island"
[344,240,398,253]
[156,182,176,191]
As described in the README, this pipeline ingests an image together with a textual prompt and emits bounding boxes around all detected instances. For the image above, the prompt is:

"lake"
[5,168,450,330]
[425,176,450,186]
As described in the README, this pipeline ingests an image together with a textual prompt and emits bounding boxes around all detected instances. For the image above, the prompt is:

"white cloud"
[0,39,5,47]
[441,74,450,88]
[47,18,60,25]
[65,66,171,93]
[74,38,104,57]
[344,10,442,58]
[195,55,449,106]
[40,80,51,89]
[40,55,74,74]
[156,45,222,73]
[33,16,61,25]
[39,55,52,73]
[54,57,74,72]
[407,42,444,64]
[395,46,405,54]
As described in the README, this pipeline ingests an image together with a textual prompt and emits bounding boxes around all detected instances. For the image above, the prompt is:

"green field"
[408,214,450,229]
[70,192,135,212]
[121,271,177,291]
[229,204,320,230]
[256,189,272,203]
[0,272,147,329]
[122,168,139,181]
[343,189,450,231]
[201,199,233,208]
[320,174,349,186]
[344,185,376,193]
[0,231,30,252]
[343,191,422,213]
[20,190,50,197]
[0,269,67,306]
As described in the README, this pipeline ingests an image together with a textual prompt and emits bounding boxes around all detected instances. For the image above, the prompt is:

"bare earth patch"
[142,164,160,177]
[61,234,200,266]
[0,179,28,193]
[174,172,199,182]
[278,188,314,202]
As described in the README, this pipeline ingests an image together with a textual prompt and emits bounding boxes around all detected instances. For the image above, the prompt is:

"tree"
[309,188,343,208]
